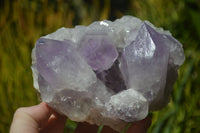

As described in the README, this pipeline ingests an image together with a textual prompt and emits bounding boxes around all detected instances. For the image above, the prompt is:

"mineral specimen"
[31,16,185,132]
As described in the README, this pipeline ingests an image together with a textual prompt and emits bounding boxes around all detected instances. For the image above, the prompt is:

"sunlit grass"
[0,0,200,133]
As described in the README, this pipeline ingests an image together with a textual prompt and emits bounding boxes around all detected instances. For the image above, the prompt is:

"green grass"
[0,0,200,133]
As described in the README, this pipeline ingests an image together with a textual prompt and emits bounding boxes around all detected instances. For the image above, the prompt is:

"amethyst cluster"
[31,16,185,132]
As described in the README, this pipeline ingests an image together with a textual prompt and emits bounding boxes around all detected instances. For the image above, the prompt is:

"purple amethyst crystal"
[79,34,118,71]
[31,16,185,132]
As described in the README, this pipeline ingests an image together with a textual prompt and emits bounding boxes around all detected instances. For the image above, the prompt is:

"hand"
[10,102,151,133]
[10,102,67,133]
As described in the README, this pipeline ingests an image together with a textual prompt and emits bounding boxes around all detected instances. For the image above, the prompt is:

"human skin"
[10,102,151,133]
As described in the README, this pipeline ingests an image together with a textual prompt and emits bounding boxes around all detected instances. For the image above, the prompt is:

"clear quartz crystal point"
[31,16,185,132]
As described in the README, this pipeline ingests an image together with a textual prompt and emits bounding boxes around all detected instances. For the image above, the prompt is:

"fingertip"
[51,111,67,122]
[40,112,67,133]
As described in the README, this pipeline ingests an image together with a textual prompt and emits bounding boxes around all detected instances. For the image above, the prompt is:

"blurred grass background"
[0,0,200,133]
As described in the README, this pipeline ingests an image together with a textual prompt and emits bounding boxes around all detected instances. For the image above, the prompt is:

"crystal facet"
[31,16,185,132]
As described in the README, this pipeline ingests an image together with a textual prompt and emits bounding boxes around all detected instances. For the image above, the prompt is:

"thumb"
[10,102,52,133]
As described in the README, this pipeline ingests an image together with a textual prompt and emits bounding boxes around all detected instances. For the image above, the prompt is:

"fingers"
[10,102,52,133]
[126,117,151,133]
[75,122,99,133]
[39,112,67,133]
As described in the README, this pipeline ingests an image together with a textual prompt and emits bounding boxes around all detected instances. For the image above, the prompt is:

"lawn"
[0,0,200,133]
